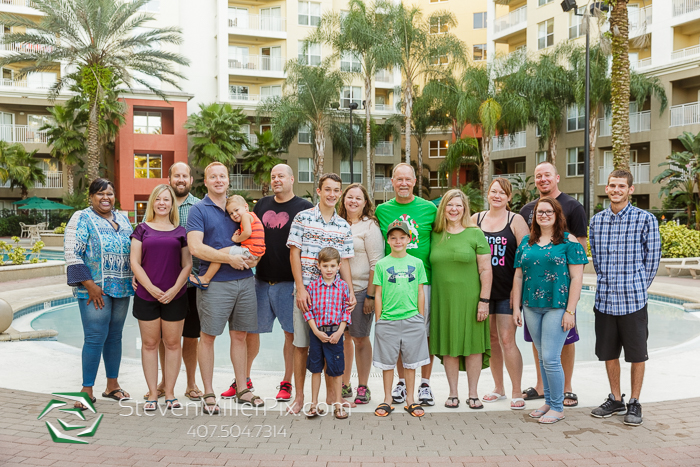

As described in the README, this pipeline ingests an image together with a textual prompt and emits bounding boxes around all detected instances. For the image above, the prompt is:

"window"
[134,154,162,179]
[566,147,584,177]
[261,85,282,98]
[341,52,362,72]
[27,114,54,134]
[536,151,547,164]
[429,170,447,188]
[139,0,160,12]
[473,44,487,61]
[430,16,449,34]
[341,86,362,108]
[569,7,585,39]
[340,160,362,184]
[135,201,147,222]
[571,193,584,204]
[229,85,249,100]
[298,123,311,144]
[228,7,249,28]
[473,12,487,29]
[27,72,56,88]
[538,19,554,50]
[538,0,553,5]
[567,104,585,131]
[298,1,321,26]
[514,161,526,173]
[298,157,313,182]
[298,42,321,66]
[430,54,449,66]
[134,111,162,134]
[429,140,448,158]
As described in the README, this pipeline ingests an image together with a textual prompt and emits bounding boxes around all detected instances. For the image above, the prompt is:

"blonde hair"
[145,184,179,226]
[433,189,475,238]
[391,162,416,179]
[226,195,248,211]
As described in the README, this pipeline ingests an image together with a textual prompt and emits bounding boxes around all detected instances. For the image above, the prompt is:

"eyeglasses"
[536,210,554,217]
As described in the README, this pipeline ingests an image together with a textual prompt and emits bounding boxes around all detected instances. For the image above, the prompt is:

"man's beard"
[172,184,191,196]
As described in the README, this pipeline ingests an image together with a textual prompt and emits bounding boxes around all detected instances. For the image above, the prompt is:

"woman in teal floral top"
[513,197,587,424]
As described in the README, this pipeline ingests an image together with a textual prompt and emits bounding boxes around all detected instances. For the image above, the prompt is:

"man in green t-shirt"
[375,163,437,406]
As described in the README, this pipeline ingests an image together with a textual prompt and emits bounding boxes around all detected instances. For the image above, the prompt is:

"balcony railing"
[1,42,53,53]
[598,111,651,136]
[671,44,700,61]
[228,14,286,32]
[0,125,48,143]
[492,173,526,188]
[492,131,526,152]
[374,176,394,193]
[375,69,393,83]
[229,174,262,191]
[631,57,651,70]
[0,0,37,7]
[229,93,261,103]
[598,163,650,185]
[375,141,394,156]
[35,171,63,189]
[673,0,700,16]
[246,133,258,148]
[671,101,700,126]
[374,103,394,112]
[0,78,55,90]
[494,6,527,35]
[630,5,652,36]
[228,55,285,72]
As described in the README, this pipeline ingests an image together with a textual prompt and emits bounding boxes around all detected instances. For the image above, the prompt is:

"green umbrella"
[12,196,43,206]
[431,196,442,206]
[16,198,73,210]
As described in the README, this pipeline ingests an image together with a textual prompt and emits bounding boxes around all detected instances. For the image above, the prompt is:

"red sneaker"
[220,378,253,399]
[276,381,292,401]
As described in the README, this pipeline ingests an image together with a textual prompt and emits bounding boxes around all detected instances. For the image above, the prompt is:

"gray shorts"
[229,245,253,258]
[348,290,373,338]
[292,287,311,348]
[424,284,432,337]
[373,314,430,370]
[197,276,257,336]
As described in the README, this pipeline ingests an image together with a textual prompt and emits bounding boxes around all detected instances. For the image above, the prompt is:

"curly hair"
[337,183,378,225]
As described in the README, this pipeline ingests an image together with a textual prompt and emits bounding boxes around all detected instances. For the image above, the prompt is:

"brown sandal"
[334,406,349,419]
[235,388,264,407]
[201,393,220,415]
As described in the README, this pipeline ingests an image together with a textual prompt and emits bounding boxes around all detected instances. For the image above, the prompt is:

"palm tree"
[241,130,286,197]
[608,0,631,170]
[185,103,250,169]
[388,4,466,164]
[653,131,700,229]
[0,0,189,181]
[260,58,347,193]
[41,104,87,195]
[1,144,46,199]
[408,90,450,197]
[308,0,398,198]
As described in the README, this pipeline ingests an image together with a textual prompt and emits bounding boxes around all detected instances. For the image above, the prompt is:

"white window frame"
[567,104,585,132]
[228,7,249,28]
[261,85,282,98]
[134,111,162,134]
[567,147,584,177]
[430,16,449,34]
[538,19,554,50]
[430,54,449,66]
[429,140,449,158]
[473,44,487,61]
[569,7,585,39]
[134,153,163,179]
[298,41,321,66]
[538,0,553,5]
[229,85,250,100]
[340,52,362,72]
[341,86,362,109]
[536,151,547,164]
[298,157,313,182]
[298,123,311,144]
[340,160,362,184]
[473,12,487,29]
[298,1,321,26]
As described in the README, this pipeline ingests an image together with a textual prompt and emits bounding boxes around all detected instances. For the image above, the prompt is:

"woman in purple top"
[131,184,192,411]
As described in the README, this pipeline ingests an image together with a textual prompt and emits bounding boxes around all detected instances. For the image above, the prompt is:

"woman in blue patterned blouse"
[512,197,587,424]
[64,178,135,410]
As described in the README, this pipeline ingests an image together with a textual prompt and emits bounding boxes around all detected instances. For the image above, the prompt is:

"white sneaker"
[418,382,435,406]
[391,381,406,404]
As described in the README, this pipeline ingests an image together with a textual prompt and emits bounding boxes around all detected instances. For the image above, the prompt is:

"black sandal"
[102,388,130,401]
[445,397,460,409]
[74,396,97,411]
[468,398,484,410]
[404,403,425,417]
[564,392,578,407]
[522,387,545,400]
[374,403,394,417]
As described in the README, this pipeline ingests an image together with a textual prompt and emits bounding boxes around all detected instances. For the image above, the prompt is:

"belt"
[266,281,278,286]
[317,325,340,333]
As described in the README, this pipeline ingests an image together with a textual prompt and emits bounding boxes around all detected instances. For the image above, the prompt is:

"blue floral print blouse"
[514,233,588,309]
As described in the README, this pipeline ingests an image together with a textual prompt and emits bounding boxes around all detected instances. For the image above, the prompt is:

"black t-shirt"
[253,195,313,282]
[519,192,588,238]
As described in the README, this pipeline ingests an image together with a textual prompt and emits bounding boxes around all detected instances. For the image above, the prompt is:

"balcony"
[598,163,650,185]
[0,171,62,189]
[492,131,526,152]
[228,14,287,39]
[0,125,48,143]
[631,57,652,70]
[229,174,262,191]
[375,69,395,88]
[375,141,394,157]
[0,78,56,90]
[673,0,700,17]
[670,101,700,126]
[229,92,262,104]
[630,5,652,37]
[492,173,526,188]
[0,0,37,6]
[374,103,396,114]
[374,176,394,193]
[228,55,285,79]
[671,44,700,61]
[0,42,54,54]
[246,133,258,148]
[493,6,527,41]
[598,111,651,136]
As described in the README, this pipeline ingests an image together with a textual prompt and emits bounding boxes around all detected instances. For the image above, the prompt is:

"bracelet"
[565,309,575,316]
[479,298,490,304]
[365,294,375,300]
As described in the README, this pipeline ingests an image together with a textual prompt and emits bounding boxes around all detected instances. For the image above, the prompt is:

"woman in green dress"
[430,189,493,409]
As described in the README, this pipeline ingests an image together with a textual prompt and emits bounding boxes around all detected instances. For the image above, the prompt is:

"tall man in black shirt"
[519,162,588,408]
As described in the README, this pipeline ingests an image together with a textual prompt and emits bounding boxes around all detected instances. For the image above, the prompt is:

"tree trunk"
[610,0,631,171]
[417,139,423,198]
[262,182,269,197]
[313,127,326,204]
[588,113,598,217]
[481,135,491,202]
[404,78,413,164]
[365,73,374,199]
[87,101,100,182]
[548,128,558,166]
[66,164,74,196]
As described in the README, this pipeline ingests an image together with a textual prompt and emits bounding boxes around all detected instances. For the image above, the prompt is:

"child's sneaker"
[623,398,643,426]
[221,378,253,399]
[341,383,353,399]
[276,381,292,402]
[391,381,406,404]
[418,382,435,406]
[354,385,371,404]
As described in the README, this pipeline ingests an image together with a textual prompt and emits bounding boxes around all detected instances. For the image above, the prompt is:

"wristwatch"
[565,309,575,316]
[479,298,490,304]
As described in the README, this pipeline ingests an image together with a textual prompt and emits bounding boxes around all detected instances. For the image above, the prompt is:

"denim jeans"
[523,306,569,412]
[78,296,131,387]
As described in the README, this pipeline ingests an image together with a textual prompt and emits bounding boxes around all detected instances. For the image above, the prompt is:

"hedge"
[659,223,700,258]
[0,209,74,237]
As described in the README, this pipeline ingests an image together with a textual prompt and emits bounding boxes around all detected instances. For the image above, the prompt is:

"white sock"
[421,378,430,385]
[398,378,405,385]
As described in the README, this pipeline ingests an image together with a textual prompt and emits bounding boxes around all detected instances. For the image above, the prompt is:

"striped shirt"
[304,275,351,326]
[589,202,662,316]
[241,211,266,257]
[286,205,354,286]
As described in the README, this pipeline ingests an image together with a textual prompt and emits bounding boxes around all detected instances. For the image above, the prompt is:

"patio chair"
[19,222,30,238]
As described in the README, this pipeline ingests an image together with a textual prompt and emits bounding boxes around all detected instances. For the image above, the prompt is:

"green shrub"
[53,222,66,234]
[659,223,700,258]
[0,209,74,236]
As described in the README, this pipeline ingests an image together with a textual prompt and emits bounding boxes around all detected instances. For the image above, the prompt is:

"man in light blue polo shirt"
[186,162,262,412]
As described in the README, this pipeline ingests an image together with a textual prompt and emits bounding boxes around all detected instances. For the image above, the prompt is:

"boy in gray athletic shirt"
[372,220,430,418]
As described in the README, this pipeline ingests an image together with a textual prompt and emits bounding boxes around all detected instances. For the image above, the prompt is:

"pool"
[30,291,700,373]
[1,249,64,262]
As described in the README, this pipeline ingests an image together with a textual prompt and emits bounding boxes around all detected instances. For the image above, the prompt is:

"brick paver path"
[1,389,698,466]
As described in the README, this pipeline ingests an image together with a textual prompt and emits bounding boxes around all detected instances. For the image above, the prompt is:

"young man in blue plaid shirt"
[589,169,661,426]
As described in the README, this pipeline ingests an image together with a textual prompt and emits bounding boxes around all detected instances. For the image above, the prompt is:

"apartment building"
[484,0,700,210]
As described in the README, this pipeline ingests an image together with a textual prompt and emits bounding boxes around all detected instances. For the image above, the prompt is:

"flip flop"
[74,396,97,411]
[165,399,181,410]
[539,415,566,424]
[529,409,548,419]
[468,398,484,410]
[374,403,394,417]
[404,403,425,417]
[523,387,545,400]
[510,398,526,410]
[187,274,209,290]
[144,388,165,400]
[482,392,507,403]
[564,392,579,407]
[334,406,349,419]
[144,400,158,412]
[102,389,130,401]
[444,397,460,409]
[306,405,319,419]
[185,388,203,401]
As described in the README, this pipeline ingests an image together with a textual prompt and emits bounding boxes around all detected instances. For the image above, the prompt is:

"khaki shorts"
[293,287,311,348]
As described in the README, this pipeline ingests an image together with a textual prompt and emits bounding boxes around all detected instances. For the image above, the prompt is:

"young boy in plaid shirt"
[304,247,351,419]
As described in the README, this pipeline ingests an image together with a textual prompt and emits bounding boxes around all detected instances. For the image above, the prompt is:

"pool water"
[1,250,64,262]
[31,292,700,373]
